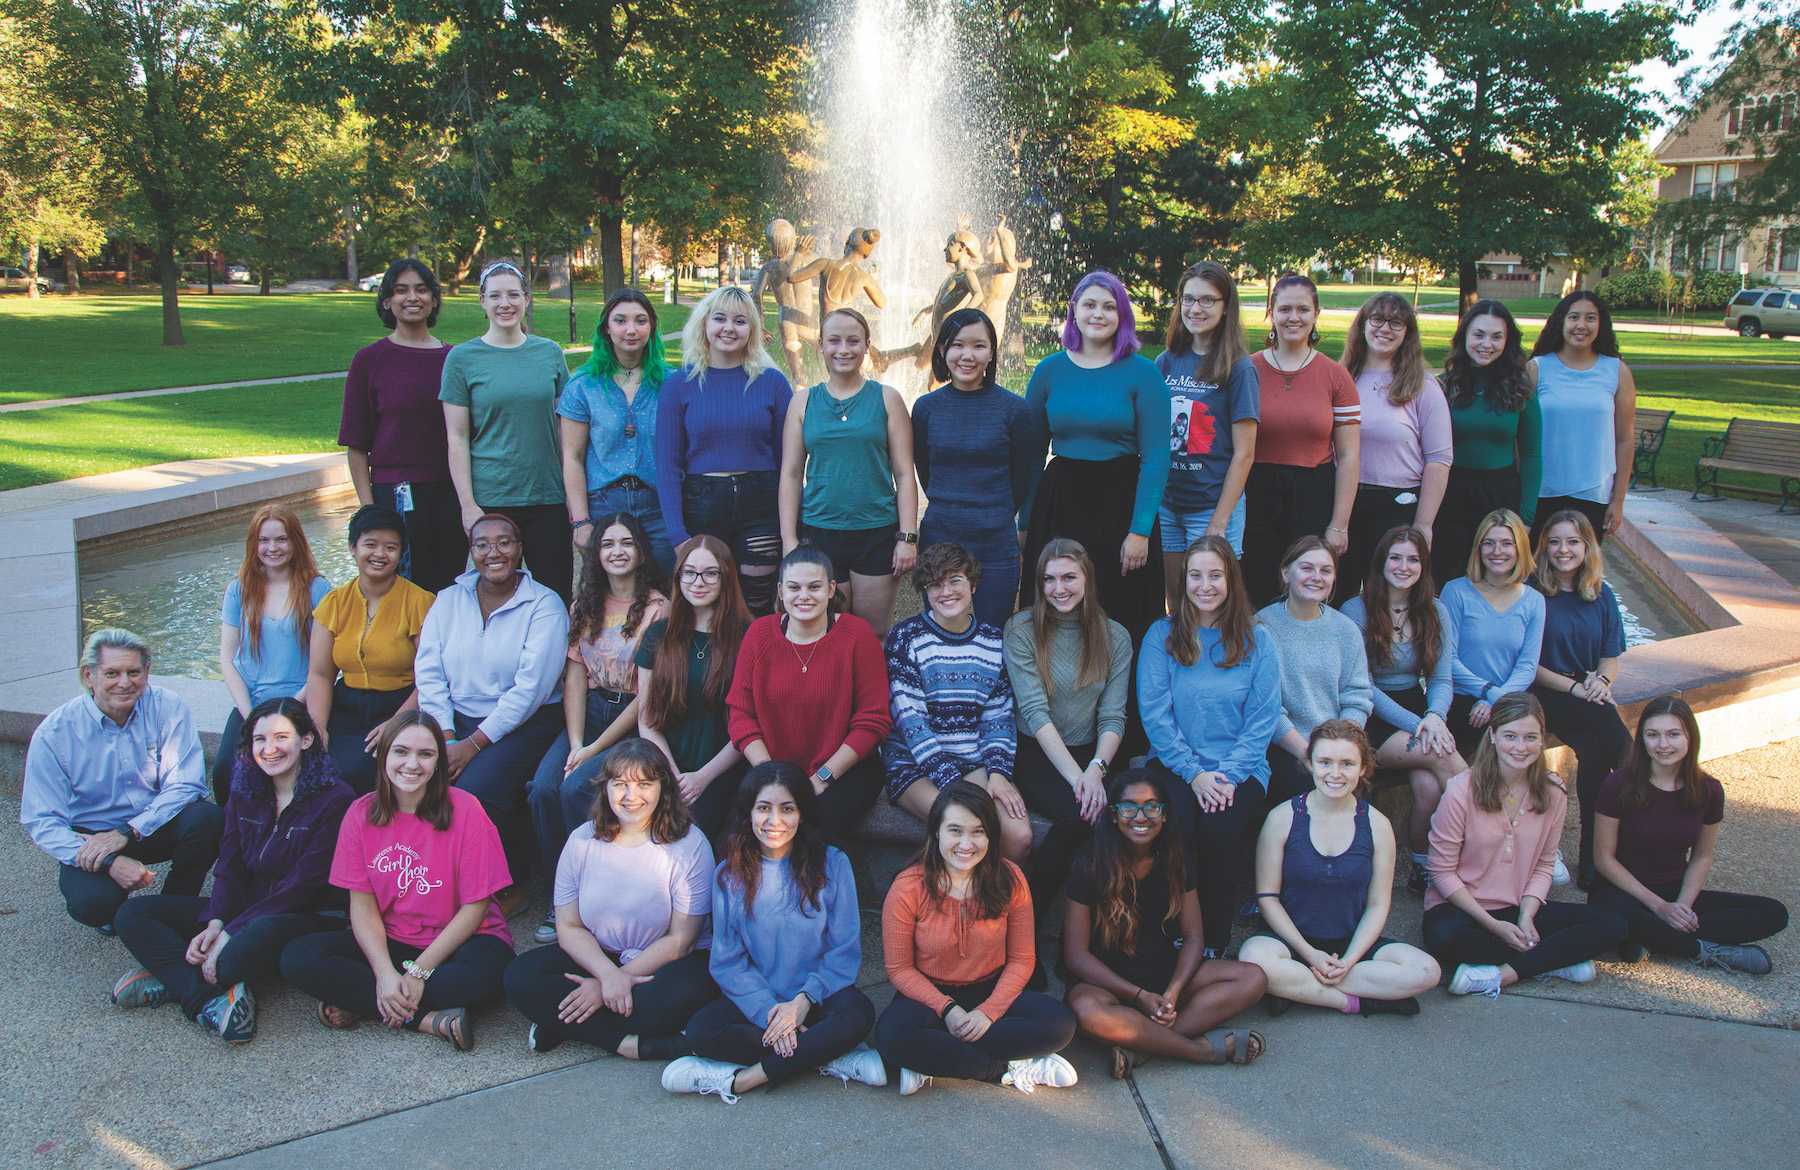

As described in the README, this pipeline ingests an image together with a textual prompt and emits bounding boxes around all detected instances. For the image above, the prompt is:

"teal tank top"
[801,380,898,530]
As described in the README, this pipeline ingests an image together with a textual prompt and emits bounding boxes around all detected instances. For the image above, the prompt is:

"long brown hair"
[1619,695,1709,811]
[1168,535,1255,668]
[1030,539,1111,698]
[1532,509,1606,602]
[1466,693,1561,814]
[1265,271,1320,348]
[591,738,692,844]
[720,762,830,920]
[369,710,454,830]
[919,781,1016,920]
[234,504,322,659]
[1163,261,1248,386]
[642,536,750,728]
[1088,769,1187,954]
[1342,292,1427,406]
[1359,526,1443,677]
[569,511,664,645]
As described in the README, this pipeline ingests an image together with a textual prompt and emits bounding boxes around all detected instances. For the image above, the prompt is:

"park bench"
[1692,418,1800,513]
[1631,407,1674,489]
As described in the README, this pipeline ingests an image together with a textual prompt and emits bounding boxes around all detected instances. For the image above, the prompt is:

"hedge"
[1594,269,1747,312]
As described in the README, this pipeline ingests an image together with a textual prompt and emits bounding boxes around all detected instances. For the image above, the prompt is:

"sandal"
[1201,1028,1265,1066]
[419,1006,474,1052]
[317,1002,358,1031]
[1110,1046,1153,1080]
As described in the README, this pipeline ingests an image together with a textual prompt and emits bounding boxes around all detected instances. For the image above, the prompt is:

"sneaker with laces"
[196,982,256,1043]
[532,911,558,946]
[1534,961,1596,984]
[1696,940,1773,975]
[1001,1053,1079,1094]
[111,968,168,1009]
[1448,964,1503,999]
[661,1056,741,1104]
[818,1044,887,1087]
[1550,852,1572,887]
[898,1067,932,1096]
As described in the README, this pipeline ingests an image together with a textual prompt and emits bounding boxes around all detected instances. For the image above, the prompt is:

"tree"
[1242,0,1677,309]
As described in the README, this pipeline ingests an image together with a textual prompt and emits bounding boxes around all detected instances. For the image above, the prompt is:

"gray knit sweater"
[1254,600,1374,742]
[1002,610,1133,747]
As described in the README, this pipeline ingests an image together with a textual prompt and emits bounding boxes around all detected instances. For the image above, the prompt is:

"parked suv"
[1,266,52,293]
[1725,287,1800,338]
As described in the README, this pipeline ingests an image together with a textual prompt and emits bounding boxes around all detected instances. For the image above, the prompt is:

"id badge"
[393,482,415,513]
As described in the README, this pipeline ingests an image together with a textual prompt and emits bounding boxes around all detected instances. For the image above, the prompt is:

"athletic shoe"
[1534,961,1596,984]
[532,911,558,946]
[898,1067,932,1096]
[1617,940,1647,964]
[196,982,256,1043]
[1406,859,1428,896]
[1001,1054,1079,1094]
[660,1056,741,1104]
[95,922,117,938]
[1697,940,1773,975]
[819,1044,887,1087]
[526,1023,561,1054]
[1550,852,1572,887]
[111,968,168,1010]
[1447,964,1503,999]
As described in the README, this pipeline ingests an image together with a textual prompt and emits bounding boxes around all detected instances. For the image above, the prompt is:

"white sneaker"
[1448,964,1504,999]
[898,1067,932,1096]
[660,1056,741,1104]
[1550,852,1572,887]
[819,1044,888,1087]
[1001,1053,1079,1094]
[1535,960,1596,984]
[532,911,558,945]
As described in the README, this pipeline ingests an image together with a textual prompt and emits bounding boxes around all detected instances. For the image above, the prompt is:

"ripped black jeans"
[683,471,782,615]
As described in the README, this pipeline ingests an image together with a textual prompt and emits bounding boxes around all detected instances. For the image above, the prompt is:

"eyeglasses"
[471,537,520,554]
[1367,316,1406,335]
[679,567,723,584]
[1180,294,1222,311]
[1113,800,1167,820]
[927,574,971,592]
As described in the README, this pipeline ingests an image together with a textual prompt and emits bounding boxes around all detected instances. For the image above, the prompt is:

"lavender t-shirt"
[553,821,714,960]
[1354,370,1453,490]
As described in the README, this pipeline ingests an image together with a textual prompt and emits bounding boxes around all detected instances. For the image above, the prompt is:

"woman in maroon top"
[727,546,891,845]
[339,260,464,592]
[1589,695,1787,973]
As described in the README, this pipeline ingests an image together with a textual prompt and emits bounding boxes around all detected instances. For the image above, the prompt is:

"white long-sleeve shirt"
[414,570,569,743]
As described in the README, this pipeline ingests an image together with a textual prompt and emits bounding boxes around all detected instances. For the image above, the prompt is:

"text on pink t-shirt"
[330,787,514,948]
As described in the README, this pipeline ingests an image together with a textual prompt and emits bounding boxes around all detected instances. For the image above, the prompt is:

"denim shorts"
[1158,495,1246,555]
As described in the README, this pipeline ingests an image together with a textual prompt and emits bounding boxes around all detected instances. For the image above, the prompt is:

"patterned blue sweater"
[881,611,1015,795]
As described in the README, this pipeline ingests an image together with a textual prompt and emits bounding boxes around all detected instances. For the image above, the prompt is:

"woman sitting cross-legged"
[661,762,884,1103]
[873,781,1079,1096]
[883,542,1027,862]
[1064,768,1268,1079]
[503,739,716,1060]
[1588,695,1787,974]
[112,698,354,1043]
[280,711,516,1051]
[1240,721,1440,1019]
[1422,693,1627,999]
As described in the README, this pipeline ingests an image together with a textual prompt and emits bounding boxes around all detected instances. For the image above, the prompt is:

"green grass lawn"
[1633,368,1800,499]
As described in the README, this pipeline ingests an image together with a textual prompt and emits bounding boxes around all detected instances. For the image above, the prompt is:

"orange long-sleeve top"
[881,860,1035,1020]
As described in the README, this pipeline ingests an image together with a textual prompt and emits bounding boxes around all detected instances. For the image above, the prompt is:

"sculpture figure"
[978,212,1032,347]
[749,218,818,380]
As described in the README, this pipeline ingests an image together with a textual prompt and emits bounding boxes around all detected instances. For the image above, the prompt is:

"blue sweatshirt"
[654,363,794,544]
[1137,619,1281,787]
[708,847,862,1028]
[1440,578,1545,703]
[1340,596,1457,735]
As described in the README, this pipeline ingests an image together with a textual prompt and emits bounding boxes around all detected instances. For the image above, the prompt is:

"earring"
[1309,328,1319,346]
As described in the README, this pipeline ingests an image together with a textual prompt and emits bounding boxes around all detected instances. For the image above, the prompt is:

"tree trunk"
[24,238,39,299]
[448,226,486,294]
[63,249,80,293]
[260,268,272,295]
[346,230,358,287]
[206,255,214,295]
[157,234,185,346]
[125,243,133,286]
[1459,255,1479,315]
[596,168,626,291]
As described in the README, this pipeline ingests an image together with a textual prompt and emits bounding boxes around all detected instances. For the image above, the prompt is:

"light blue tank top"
[1535,354,1619,503]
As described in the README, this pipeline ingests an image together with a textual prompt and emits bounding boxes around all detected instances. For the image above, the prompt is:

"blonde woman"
[655,285,795,615]
[1439,510,1543,756]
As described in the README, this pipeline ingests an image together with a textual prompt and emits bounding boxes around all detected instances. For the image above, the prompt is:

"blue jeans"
[453,705,563,881]
[589,478,673,575]
[527,689,631,882]
[1158,495,1246,555]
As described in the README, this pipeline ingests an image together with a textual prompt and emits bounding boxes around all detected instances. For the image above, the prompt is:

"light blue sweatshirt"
[414,568,570,743]
[1440,578,1545,703]
[1137,620,1281,787]
[708,847,862,1027]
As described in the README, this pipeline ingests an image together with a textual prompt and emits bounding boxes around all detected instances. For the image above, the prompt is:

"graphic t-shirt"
[329,787,514,948]
[570,593,666,693]
[1155,351,1260,512]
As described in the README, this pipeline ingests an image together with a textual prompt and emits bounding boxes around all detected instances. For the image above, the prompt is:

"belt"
[591,686,632,706]
[606,475,651,491]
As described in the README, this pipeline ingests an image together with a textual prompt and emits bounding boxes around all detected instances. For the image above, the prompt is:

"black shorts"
[799,522,899,581]
[1365,686,1429,758]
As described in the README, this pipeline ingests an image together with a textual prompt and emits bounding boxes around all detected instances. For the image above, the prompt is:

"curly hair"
[1086,769,1187,955]
[1443,299,1531,413]
[570,512,665,645]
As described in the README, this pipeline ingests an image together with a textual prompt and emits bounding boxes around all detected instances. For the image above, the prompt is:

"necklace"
[1265,347,1312,391]
[824,384,858,423]
[786,627,825,673]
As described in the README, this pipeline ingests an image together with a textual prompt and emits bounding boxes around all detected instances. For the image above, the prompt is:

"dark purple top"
[1594,769,1725,889]
[206,758,356,934]
[338,338,453,484]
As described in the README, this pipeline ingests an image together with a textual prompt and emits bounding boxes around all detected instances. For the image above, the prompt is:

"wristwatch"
[814,763,836,786]
[896,531,919,544]
[401,959,435,982]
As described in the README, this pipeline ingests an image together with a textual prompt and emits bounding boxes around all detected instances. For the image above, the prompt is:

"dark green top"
[1447,371,1543,523]
[801,380,897,531]
[634,620,729,772]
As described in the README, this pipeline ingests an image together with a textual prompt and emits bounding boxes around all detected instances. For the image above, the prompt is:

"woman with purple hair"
[1021,272,1171,643]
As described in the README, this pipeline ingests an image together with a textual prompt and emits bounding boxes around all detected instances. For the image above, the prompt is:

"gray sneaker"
[1696,940,1773,975]
[533,911,558,945]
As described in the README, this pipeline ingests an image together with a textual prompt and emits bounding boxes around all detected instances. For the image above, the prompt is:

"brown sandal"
[418,1006,474,1052]
[317,1002,358,1031]
[1201,1028,1265,1065]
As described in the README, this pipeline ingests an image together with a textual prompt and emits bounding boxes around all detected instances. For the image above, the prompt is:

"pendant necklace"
[787,629,824,673]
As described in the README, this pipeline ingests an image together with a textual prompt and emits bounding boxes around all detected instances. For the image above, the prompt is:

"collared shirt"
[22,686,208,864]
[556,369,660,494]
[314,576,436,691]
[413,569,570,744]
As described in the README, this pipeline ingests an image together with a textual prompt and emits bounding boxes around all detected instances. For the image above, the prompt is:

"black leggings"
[279,927,514,1016]
[1529,686,1630,877]
[810,756,887,848]
[372,479,468,595]
[1422,900,1626,980]
[1342,483,1421,602]
[687,986,875,1083]
[1588,880,1788,959]
[113,894,339,1016]
[502,942,716,1053]
[1531,497,1609,547]
[1011,736,1097,910]
[1151,760,1266,952]
[872,975,1076,1083]
[1242,461,1335,608]
[1433,465,1521,587]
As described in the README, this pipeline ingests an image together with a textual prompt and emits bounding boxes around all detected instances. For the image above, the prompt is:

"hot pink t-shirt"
[330,787,515,949]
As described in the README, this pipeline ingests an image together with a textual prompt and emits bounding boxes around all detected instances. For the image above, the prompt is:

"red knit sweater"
[727,613,892,775]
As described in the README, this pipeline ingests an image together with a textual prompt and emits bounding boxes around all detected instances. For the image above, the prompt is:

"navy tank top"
[1279,795,1373,943]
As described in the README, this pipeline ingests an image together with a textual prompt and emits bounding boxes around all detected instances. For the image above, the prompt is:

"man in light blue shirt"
[22,629,222,931]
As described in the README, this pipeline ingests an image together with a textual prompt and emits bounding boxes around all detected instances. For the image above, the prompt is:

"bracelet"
[571,518,594,530]
[1325,525,1348,535]
[401,959,434,982]
[937,1000,955,1021]
[1092,757,1111,773]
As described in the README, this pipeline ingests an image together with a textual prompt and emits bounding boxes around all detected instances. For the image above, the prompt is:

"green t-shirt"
[634,620,729,773]
[439,335,569,507]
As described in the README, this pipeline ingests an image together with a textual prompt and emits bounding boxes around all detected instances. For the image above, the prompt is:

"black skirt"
[1022,454,1164,643]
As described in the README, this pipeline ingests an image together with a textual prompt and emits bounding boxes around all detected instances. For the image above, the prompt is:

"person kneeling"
[873,782,1078,1096]
[663,762,882,1102]
[1240,722,1440,1019]
[1064,769,1267,1077]
[280,712,516,1050]
[504,739,717,1059]
[113,699,353,1043]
